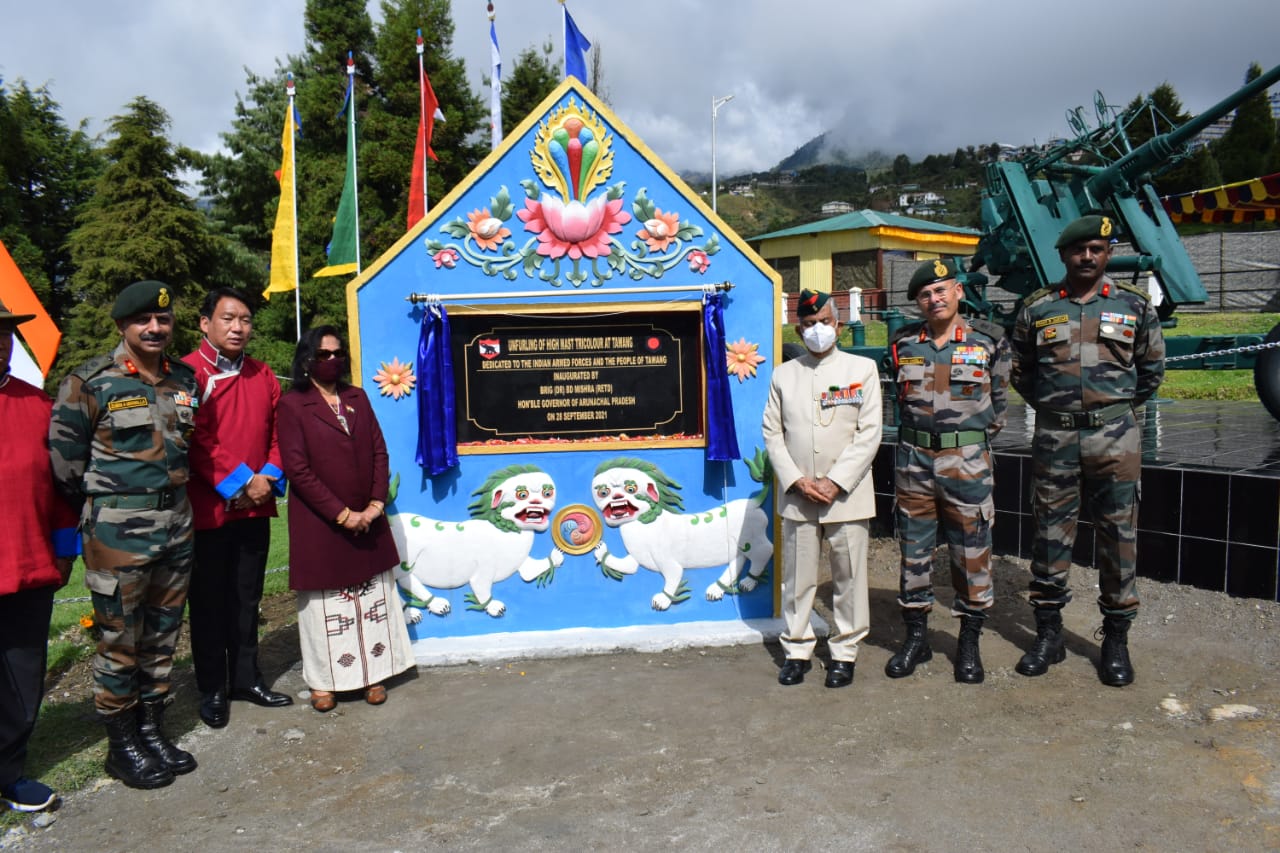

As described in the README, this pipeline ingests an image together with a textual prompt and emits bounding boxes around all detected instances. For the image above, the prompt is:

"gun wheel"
[1254,322,1280,421]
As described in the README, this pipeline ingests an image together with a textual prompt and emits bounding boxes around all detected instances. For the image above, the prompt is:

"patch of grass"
[1165,312,1280,337]
[9,509,297,823]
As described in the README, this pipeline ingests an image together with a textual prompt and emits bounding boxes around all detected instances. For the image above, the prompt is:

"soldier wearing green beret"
[886,258,1010,684]
[49,280,201,788]
[1010,215,1165,687]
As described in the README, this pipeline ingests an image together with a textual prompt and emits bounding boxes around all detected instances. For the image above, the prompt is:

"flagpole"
[416,31,430,215]
[345,53,362,275]
[287,74,301,341]
[488,2,502,150]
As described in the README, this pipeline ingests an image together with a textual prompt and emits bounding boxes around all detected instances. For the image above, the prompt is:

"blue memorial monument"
[348,79,785,662]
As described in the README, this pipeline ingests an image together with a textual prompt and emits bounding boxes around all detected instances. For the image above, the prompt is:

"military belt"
[91,487,185,511]
[1039,402,1133,430]
[898,426,987,450]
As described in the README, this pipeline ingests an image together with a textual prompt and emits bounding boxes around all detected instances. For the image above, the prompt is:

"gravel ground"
[6,538,1280,851]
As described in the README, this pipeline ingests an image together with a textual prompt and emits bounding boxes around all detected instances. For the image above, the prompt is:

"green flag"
[315,56,360,278]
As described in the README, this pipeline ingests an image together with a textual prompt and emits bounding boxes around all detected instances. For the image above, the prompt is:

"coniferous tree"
[0,80,101,323]
[199,0,488,354]
[1214,62,1277,184]
[501,42,559,134]
[1122,83,1217,197]
[369,0,486,254]
[58,97,216,382]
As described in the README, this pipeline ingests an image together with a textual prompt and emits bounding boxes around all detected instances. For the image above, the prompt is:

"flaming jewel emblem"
[425,98,720,287]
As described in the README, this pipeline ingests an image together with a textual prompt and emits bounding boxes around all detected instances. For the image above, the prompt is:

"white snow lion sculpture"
[390,464,564,619]
[591,450,773,610]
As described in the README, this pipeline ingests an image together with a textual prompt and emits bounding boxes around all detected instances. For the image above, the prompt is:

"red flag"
[409,34,443,230]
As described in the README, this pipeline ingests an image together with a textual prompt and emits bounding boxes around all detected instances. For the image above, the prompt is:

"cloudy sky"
[1,1,1277,178]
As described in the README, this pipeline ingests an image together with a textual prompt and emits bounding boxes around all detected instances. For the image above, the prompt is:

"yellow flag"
[264,100,299,300]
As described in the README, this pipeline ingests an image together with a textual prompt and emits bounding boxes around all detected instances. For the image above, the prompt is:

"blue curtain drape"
[415,301,458,474]
[702,290,740,461]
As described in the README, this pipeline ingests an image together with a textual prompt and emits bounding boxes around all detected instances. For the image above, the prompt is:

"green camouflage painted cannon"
[867,63,1280,415]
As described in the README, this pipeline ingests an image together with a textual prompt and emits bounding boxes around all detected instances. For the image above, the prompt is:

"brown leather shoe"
[364,684,387,705]
[309,689,335,712]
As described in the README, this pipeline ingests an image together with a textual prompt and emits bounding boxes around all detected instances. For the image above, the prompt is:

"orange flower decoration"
[373,357,416,400]
[79,613,95,629]
[725,338,766,382]
[467,207,511,251]
[637,209,682,252]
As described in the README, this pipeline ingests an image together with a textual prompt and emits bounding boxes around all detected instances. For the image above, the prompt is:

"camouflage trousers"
[895,443,995,617]
[1029,412,1141,616]
[81,497,195,716]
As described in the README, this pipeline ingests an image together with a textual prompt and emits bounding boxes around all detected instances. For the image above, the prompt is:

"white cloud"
[1,0,1276,177]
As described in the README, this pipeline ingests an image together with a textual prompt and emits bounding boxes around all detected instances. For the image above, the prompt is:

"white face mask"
[801,322,837,354]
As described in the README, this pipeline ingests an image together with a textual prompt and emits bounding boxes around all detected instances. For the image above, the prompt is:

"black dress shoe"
[777,658,812,686]
[198,690,229,728]
[230,683,294,707]
[825,661,855,689]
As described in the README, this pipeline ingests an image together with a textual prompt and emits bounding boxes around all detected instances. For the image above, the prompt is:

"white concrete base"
[410,615,831,666]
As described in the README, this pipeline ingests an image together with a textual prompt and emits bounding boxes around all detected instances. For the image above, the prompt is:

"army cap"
[907,257,959,299]
[0,297,36,328]
[1055,214,1117,249]
[111,280,175,320]
[796,288,832,317]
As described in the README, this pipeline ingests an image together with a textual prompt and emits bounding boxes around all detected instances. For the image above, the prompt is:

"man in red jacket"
[183,287,291,728]
[0,301,77,811]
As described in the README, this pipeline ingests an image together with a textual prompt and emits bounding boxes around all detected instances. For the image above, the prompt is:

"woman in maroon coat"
[277,326,413,711]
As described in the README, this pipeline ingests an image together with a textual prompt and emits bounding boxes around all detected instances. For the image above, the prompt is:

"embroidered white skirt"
[295,568,415,692]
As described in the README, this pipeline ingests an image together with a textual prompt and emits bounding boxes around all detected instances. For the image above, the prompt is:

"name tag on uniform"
[819,383,863,408]
[107,396,148,412]
[1035,314,1069,329]
[952,345,987,366]
[897,356,926,366]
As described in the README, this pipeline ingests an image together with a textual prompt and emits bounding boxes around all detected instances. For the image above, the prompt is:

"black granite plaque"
[451,310,704,444]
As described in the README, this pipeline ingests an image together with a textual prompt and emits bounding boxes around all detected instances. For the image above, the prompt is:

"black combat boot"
[1097,614,1135,687]
[1015,607,1066,676]
[954,615,985,684]
[137,697,197,775]
[103,711,174,789]
[885,609,932,678]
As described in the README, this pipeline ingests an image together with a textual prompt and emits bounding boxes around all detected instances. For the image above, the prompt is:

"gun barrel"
[1087,63,1280,195]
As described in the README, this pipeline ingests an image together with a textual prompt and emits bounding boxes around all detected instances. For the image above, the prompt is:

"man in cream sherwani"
[763,289,883,688]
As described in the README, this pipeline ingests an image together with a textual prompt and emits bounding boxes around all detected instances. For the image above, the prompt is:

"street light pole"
[711,93,734,213]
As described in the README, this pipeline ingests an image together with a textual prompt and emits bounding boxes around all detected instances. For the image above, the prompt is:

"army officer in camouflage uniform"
[49,281,200,788]
[1011,215,1165,687]
[885,258,1010,684]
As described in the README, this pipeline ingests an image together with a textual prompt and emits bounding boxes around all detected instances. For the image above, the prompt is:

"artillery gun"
[927,63,1280,415]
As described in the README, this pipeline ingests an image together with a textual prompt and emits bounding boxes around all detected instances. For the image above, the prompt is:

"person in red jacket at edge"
[182,287,292,728]
[0,300,78,812]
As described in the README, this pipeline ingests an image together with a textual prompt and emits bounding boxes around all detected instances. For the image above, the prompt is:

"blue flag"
[563,5,591,82]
